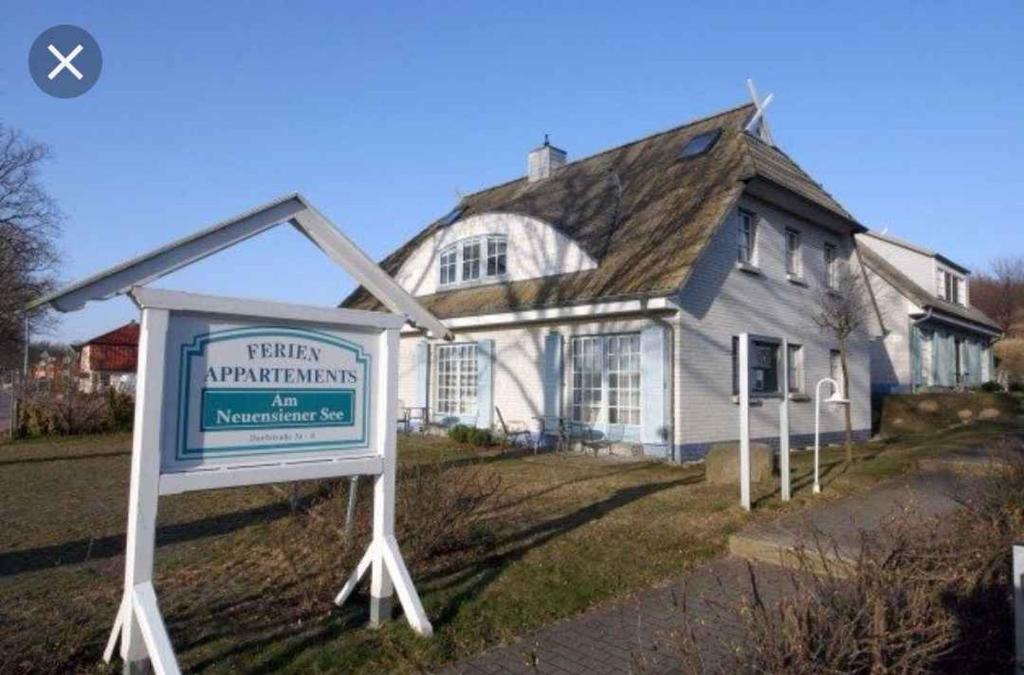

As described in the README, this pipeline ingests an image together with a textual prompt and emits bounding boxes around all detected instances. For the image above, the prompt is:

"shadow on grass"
[0,449,130,467]
[177,475,701,673]
[0,488,331,577]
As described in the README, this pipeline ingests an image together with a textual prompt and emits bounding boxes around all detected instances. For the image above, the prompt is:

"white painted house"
[343,103,874,460]
[857,231,1000,393]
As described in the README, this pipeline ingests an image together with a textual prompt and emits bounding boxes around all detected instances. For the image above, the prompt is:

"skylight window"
[438,205,464,227]
[680,129,721,159]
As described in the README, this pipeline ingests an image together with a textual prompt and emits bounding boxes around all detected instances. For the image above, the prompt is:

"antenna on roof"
[744,79,775,146]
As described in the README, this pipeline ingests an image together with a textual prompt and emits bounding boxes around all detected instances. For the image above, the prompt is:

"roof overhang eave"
[744,175,866,234]
[912,307,1002,338]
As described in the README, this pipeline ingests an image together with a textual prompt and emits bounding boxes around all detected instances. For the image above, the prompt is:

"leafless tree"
[971,256,1024,336]
[0,123,62,369]
[814,266,869,462]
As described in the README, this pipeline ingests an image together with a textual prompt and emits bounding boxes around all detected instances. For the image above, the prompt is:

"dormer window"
[487,237,507,276]
[439,235,509,288]
[462,240,481,281]
[937,268,965,305]
[439,247,458,285]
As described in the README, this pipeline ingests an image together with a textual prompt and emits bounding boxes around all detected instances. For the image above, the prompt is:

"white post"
[120,307,175,673]
[344,476,359,539]
[333,325,432,636]
[814,379,823,494]
[779,339,790,502]
[1015,543,1024,674]
[369,327,397,627]
[738,333,751,511]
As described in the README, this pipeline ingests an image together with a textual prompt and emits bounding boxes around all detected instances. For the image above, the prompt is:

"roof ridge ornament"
[744,78,775,146]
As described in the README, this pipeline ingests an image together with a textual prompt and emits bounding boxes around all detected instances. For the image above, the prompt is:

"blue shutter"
[543,333,563,421]
[641,326,668,445]
[910,326,922,390]
[967,340,982,386]
[476,339,494,429]
[935,332,953,387]
[415,342,430,408]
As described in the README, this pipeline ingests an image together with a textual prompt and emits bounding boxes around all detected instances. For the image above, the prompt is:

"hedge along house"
[343,101,874,460]
[856,231,1001,393]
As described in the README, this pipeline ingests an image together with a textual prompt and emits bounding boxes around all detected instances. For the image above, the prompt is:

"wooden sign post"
[100,288,431,673]
[27,195,452,674]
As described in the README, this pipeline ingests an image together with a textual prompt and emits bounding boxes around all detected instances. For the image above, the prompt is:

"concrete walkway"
[438,457,992,674]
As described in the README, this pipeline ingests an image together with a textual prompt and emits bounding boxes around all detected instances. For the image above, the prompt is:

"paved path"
[438,459,989,674]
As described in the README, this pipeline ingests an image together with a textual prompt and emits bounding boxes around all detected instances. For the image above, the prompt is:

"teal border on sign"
[175,326,371,461]
[198,387,356,431]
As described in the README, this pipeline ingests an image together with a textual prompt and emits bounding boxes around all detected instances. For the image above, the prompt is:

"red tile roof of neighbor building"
[77,321,140,372]
[83,321,140,346]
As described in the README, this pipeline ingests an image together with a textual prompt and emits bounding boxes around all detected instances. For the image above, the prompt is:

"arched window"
[438,235,508,287]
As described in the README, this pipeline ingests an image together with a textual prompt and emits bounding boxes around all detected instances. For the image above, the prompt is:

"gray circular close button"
[29,25,102,99]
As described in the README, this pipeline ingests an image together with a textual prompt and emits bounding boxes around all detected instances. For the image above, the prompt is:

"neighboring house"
[74,321,140,393]
[857,232,1000,393]
[32,350,74,383]
[343,102,873,460]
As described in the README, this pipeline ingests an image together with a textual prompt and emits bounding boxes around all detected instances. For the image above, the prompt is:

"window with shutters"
[569,334,641,426]
[436,343,478,416]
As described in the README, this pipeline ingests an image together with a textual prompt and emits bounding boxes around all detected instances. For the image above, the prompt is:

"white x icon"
[47,44,84,81]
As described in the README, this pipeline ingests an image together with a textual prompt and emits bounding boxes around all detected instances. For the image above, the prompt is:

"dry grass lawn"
[1,422,1018,673]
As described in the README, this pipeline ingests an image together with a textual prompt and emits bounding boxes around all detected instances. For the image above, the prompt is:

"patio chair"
[581,423,625,457]
[563,420,595,454]
[396,399,411,434]
[495,407,530,449]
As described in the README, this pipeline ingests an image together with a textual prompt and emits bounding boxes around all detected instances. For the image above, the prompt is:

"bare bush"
[678,439,1024,674]
[269,463,503,612]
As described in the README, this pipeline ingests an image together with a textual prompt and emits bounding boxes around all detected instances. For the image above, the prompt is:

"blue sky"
[2,1,1022,343]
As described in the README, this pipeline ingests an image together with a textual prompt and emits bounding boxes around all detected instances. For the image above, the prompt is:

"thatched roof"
[858,244,1000,333]
[343,102,860,318]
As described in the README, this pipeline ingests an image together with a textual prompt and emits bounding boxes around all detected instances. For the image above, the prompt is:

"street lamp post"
[813,377,849,494]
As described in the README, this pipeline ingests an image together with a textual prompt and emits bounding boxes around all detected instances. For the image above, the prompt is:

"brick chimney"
[527,134,566,183]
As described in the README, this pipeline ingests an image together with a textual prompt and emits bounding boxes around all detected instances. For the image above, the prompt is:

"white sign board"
[100,289,432,675]
[32,196,447,675]
[163,317,376,472]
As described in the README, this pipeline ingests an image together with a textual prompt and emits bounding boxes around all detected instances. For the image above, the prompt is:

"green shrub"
[447,424,472,443]
[466,427,496,447]
[106,389,135,430]
[978,380,1004,393]
[447,424,496,446]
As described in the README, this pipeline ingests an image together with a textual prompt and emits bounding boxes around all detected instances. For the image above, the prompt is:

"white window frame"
[438,235,509,288]
[829,349,845,396]
[787,343,804,393]
[737,210,757,265]
[439,246,458,286]
[569,333,642,428]
[461,240,481,282]
[824,242,838,289]
[436,342,478,416]
[785,228,802,276]
[486,237,507,277]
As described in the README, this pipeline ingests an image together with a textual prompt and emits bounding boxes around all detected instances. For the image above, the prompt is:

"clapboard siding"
[673,195,871,449]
